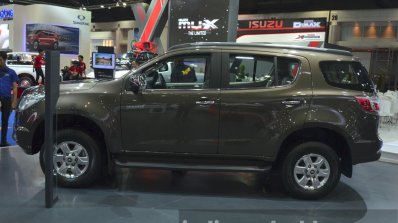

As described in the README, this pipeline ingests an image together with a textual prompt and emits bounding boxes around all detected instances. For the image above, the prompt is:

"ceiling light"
[108,6,111,9]
[116,2,120,6]
[83,7,86,10]
[123,2,127,6]
[100,5,104,8]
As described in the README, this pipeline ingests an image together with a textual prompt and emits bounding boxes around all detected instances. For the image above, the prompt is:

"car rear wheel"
[39,129,102,187]
[281,141,341,199]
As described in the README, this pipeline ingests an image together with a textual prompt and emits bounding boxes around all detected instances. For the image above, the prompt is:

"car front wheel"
[281,141,341,200]
[40,129,103,187]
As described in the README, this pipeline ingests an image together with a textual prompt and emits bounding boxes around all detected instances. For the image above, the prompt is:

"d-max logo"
[77,15,86,21]
[248,20,283,29]
[293,20,321,28]
[178,18,218,36]
[73,15,89,26]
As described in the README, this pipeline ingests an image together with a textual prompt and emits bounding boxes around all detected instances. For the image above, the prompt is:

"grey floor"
[1,147,398,223]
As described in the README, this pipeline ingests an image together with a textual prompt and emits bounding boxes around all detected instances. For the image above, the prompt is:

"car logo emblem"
[77,15,85,21]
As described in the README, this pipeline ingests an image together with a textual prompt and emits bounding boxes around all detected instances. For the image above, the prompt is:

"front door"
[120,52,221,154]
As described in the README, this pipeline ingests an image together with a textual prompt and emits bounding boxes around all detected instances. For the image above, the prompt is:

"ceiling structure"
[2,0,398,22]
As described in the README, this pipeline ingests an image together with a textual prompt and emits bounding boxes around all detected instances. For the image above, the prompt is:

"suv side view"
[27,30,59,51]
[14,43,382,199]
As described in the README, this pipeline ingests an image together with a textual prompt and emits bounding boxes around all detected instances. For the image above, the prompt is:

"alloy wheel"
[53,141,89,179]
[293,153,330,191]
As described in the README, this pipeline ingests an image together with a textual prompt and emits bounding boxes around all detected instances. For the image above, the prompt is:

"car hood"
[60,78,111,92]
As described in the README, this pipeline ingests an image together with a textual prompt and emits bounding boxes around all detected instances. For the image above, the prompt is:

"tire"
[53,42,58,50]
[39,129,103,187]
[18,75,35,87]
[281,141,341,200]
[33,41,39,50]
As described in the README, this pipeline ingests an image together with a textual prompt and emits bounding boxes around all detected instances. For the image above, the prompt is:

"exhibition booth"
[0,4,91,68]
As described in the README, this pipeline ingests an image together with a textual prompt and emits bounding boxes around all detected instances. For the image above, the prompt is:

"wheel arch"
[32,114,110,168]
[275,126,353,177]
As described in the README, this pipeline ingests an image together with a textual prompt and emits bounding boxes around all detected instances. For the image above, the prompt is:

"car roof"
[168,42,353,56]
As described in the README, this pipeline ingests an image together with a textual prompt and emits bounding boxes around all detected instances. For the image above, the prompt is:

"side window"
[228,54,300,88]
[143,55,209,89]
[320,61,374,92]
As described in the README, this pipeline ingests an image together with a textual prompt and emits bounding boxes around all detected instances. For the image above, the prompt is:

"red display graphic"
[140,0,166,42]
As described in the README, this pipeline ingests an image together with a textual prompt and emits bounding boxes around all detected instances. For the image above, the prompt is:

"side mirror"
[129,75,145,94]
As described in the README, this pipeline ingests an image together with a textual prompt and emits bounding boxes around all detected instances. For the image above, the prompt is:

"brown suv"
[14,43,382,199]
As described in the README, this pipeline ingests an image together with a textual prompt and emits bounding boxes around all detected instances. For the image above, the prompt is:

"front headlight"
[18,91,45,111]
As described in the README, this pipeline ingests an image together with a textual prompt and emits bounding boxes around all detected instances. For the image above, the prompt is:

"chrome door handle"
[282,100,303,105]
[196,100,215,105]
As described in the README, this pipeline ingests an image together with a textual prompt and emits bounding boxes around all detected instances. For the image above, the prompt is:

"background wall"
[2,4,91,68]
[91,20,136,55]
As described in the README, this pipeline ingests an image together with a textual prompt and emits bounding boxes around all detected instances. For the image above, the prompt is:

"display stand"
[44,50,60,208]
[94,46,114,79]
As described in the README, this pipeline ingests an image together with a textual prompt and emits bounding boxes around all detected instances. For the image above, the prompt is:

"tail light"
[355,96,379,113]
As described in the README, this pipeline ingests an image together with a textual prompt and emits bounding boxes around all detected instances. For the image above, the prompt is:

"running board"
[114,160,272,173]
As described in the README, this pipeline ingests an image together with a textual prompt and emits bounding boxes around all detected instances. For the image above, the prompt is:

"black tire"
[281,141,341,200]
[39,129,103,187]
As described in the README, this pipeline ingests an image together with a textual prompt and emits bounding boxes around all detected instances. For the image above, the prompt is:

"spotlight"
[108,6,111,9]
[83,7,86,10]
[100,5,104,8]
[116,2,120,6]
[123,2,127,6]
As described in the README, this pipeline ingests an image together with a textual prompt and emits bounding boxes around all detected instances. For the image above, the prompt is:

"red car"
[27,30,59,50]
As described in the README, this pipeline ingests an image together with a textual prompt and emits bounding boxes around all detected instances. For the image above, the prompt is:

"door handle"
[196,100,215,105]
[282,99,303,105]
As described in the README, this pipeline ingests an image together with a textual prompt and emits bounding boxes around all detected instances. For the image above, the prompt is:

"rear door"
[218,50,312,158]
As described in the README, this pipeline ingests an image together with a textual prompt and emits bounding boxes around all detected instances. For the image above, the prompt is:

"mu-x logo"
[178,18,219,30]
[248,20,284,29]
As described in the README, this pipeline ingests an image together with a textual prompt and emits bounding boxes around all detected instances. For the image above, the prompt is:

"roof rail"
[168,42,353,56]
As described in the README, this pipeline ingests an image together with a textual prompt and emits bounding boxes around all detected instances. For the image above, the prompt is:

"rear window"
[319,61,374,92]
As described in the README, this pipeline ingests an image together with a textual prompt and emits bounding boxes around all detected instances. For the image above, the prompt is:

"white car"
[6,52,43,87]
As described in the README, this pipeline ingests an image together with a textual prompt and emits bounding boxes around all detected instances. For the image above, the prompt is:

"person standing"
[78,55,86,78]
[34,49,45,84]
[0,51,19,147]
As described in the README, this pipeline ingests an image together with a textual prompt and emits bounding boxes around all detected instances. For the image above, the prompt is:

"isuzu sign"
[248,20,283,29]
[293,20,321,28]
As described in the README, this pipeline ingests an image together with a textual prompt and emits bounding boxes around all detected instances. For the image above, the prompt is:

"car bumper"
[13,111,37,155]
[351,137,383,164]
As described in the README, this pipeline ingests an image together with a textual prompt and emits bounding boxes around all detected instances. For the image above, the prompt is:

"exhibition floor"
[1,147,398,223]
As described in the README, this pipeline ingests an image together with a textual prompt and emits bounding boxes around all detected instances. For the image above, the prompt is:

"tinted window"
[320,61,374,92]
[228,54,300,88]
